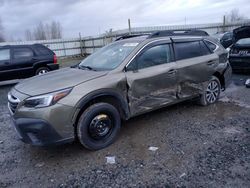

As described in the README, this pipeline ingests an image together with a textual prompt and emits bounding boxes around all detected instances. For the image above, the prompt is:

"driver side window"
[137,44,172,70]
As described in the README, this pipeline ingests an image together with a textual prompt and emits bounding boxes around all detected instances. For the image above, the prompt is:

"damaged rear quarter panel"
[176,54,219,98]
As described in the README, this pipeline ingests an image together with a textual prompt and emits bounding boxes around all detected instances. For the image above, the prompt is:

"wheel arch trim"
[72,89,130,125]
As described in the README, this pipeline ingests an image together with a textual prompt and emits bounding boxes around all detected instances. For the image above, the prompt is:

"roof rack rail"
[148,29,209,38]
[115,33,150,41]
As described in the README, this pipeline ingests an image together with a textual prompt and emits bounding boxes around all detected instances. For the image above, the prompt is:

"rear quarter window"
[204,40,217,51]
[35,46,52,55]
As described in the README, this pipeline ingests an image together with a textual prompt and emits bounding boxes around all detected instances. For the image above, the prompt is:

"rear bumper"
[223,63,232,89]
[11,117,74,146]
[229,56,250,71]
[47,63,59,71]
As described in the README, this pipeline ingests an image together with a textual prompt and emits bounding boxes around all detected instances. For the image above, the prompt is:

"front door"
[125,41,178,116]
[0,48,15,81]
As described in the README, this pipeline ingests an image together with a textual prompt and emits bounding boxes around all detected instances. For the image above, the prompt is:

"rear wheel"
[35,67,50,75]
[199,76,221,106]
[77,103,121,150]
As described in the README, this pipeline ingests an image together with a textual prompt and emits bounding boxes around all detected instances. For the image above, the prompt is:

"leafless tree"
[33,22,47,40]
[226,9,247,23]
[105,28,113,37]
[51,21,62,39]
[25,29,33,41]
[25,21,62,40]
[45,23,51,40]
[0,17,5,42]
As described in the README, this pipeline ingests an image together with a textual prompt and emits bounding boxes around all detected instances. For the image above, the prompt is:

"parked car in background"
[0,44,59,81]
[229,26,250,72]
[8,30,232,150]
[220,31,233,49]
[211,32,225,43]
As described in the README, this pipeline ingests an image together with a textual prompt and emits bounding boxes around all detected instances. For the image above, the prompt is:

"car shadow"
[27,99,198,157]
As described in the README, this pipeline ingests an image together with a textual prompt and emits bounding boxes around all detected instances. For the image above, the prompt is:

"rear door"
[125,40,178,116]
[11,47,35,78]
[173,39,219,98]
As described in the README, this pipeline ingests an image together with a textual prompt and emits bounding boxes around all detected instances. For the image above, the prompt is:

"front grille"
[239,50,249,55]
[7,93,20,114]
[232,49,250,55]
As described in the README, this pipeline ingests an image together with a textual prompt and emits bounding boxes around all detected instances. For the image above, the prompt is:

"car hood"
[15,68,108,96]
[233,26,250,42]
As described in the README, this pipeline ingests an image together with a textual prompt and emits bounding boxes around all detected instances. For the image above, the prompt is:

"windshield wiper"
[78,65,96,71]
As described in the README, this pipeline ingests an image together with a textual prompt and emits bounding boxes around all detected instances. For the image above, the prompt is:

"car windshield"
[236,38,250,45]
[79,41,138,71]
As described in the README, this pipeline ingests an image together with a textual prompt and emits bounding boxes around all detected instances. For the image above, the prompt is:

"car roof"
[115,30,209,44]
[115,35,149,43]
[116,35,205,44]
[0,43,45,49]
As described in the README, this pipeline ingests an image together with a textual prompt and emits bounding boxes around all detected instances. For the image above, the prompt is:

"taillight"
[53,55,57,64]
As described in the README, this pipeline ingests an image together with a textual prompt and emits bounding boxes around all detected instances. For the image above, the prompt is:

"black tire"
[35,67,50,75]
[199,76,221,106]
[77,103,121,150]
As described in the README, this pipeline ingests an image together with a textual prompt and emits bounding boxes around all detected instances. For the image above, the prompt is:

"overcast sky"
[0,0,249,40]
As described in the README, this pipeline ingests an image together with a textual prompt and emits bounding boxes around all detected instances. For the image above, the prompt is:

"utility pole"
[128,18,131,35]
[223,15,226,32]
[79,32,83,56]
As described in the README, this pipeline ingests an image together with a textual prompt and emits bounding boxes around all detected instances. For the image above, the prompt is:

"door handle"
[207,61,215,66]
[167,69,177,74]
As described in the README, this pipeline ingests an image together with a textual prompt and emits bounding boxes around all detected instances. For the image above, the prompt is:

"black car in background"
[220,31,233,49]
[229,26,250,72]
[0,44,59,81]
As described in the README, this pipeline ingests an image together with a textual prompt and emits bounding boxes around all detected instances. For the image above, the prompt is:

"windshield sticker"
[123,43,139,47]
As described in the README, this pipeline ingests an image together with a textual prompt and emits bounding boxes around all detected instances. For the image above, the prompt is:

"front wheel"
[199,76,221,106]
[77,103,121,150]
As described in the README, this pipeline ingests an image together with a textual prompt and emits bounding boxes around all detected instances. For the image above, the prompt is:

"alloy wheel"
[206,80,219,103]
[38,69,48,75]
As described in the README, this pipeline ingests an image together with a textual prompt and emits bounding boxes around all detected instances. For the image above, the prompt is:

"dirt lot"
[0,59,249,187]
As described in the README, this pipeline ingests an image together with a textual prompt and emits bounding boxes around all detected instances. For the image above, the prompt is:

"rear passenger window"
[174,41,201,60]
[199,41,211,55]
[0,49,10,61]
[137,44,172,70]
[13,48,33,59]
[174,41,212,61]
[204,40,217,51]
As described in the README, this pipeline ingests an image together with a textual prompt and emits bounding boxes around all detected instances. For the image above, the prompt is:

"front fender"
[73,88,130,121]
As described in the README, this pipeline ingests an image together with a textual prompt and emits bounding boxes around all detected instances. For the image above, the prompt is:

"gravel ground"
[0,62,249,187]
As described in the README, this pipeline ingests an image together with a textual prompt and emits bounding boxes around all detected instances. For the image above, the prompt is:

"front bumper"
[11,117,74,146]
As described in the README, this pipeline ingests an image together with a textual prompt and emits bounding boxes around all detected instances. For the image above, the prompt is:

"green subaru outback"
[8,30,232,150]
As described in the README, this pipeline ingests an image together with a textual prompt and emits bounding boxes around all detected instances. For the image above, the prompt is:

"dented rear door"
[173,39,219,98]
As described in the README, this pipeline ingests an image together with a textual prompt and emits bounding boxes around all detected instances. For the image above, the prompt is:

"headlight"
[23,88,72,108]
